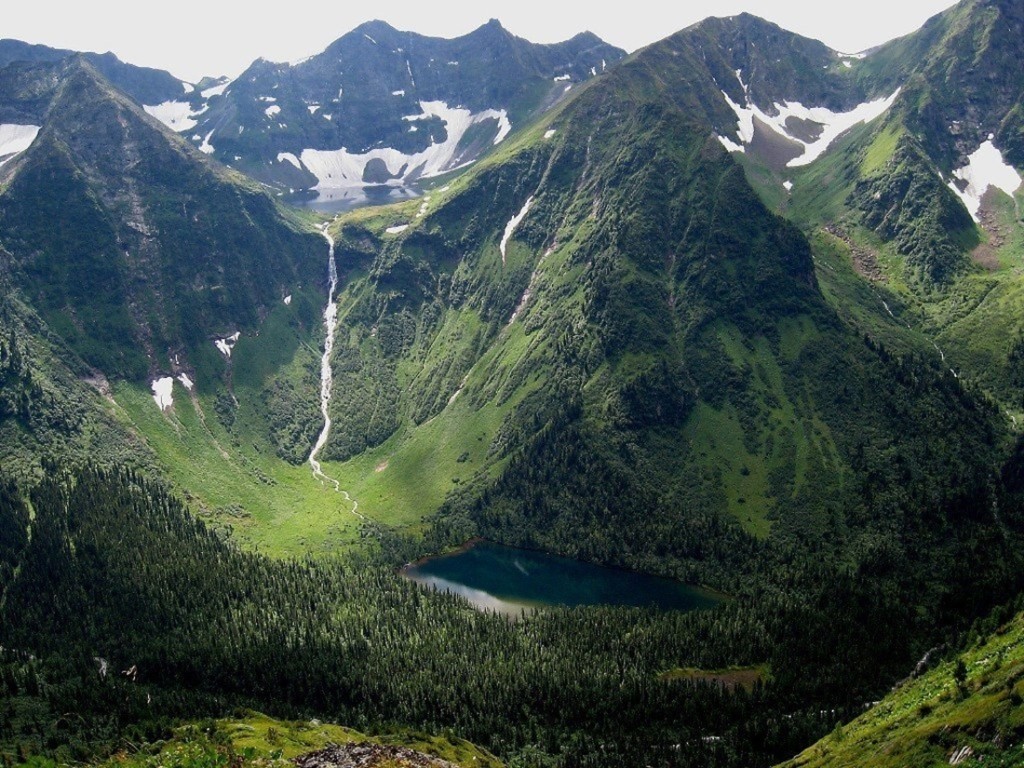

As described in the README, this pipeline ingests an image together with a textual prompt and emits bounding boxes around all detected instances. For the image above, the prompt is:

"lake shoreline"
[401,539,727,614]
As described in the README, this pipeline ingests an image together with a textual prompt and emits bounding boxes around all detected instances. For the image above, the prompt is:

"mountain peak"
[351,19,398,36]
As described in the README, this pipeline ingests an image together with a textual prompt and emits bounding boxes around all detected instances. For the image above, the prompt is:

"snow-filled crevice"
[143,101,208,132]
[499,197,534,265]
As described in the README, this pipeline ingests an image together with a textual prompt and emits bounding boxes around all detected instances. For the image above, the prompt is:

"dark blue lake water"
[403,540,723,616]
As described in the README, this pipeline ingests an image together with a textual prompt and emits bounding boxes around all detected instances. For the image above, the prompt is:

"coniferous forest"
[3,460,1024,768]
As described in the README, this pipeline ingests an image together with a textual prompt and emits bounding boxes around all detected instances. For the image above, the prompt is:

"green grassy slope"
[86,712,502,768]
[779,605,1024,767]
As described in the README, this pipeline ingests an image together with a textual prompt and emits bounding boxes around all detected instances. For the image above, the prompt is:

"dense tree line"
[2,464,1023,768]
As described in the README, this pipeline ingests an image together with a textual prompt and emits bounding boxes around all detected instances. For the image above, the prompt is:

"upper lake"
[403,540,724,616]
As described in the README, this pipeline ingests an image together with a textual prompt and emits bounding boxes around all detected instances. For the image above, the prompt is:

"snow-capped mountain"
[143,20,624,197]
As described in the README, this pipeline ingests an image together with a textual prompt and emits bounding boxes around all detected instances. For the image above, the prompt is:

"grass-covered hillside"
[727,0,1024,412]
[779,601,1024,767]
[77,713,503,768]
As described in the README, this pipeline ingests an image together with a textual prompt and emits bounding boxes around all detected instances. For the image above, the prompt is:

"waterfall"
[308,228,362,519]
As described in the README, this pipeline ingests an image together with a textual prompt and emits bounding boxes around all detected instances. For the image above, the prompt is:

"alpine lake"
[402,540,724,617]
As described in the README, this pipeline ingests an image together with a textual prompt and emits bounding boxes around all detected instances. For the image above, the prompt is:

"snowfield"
[144,101,207,132]
[719,70,899,167]
[0,124,41,164]
[215,332,241,358]
[151,377,174,411]
[201,80,231,99]
[277,152,303,170]
[947,139,1022,222]
[299,101,512,189]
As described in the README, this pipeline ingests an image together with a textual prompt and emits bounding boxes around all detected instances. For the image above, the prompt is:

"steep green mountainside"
[0,58,324,383]
[293,40,1009,585]
[0,268,157,480]
[763,0,1024,411]
[90,5,1020,587]
[166,20,624,192]
[778,598,1024,767]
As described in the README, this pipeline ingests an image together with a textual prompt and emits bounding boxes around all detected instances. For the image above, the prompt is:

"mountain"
[292,12,1009,587]
[1,7,1023,768]
[0,38,194,104]
[0,267,158,480]
[142,20,624,195]
[712,0,1024,410]
[0,56,324,392]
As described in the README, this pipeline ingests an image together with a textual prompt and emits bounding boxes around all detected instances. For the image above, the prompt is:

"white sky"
[3,1,959,82]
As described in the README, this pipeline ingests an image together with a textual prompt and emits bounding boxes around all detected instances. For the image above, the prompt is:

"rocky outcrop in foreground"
[295,744,461,768]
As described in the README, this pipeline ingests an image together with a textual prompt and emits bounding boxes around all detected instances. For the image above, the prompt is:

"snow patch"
[783,180,793,192]
[392,89,405,97]
[564,84,572,93]
[214,332,241,358]
[181,81,194,94]
[842,61,852,69]
[0,124,40,164]
[299,101,512,189]
[284,295,292,305]
[553,74,571,82]
[277,152,302,169]
[364,34,377,45]
[143,101,206,132]
[258,95,277,102]
[386,224,409,234]
[947,140,1023,222]
[201,80,230,99]
[720,85,900,167]
[151,377,174,411]
[716,134,745,153]
[176,373,194,391]
[544,129,557,140]
[198,131,215,154]
[307,104,321,114]
[265,104,281,118]
[492,112,512,144]
[499,197,534,264]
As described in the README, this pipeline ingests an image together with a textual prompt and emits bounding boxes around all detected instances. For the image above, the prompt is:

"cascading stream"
[309,227,363,519]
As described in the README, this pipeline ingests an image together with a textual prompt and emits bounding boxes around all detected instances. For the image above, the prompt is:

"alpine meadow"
[2,2,1024,767]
